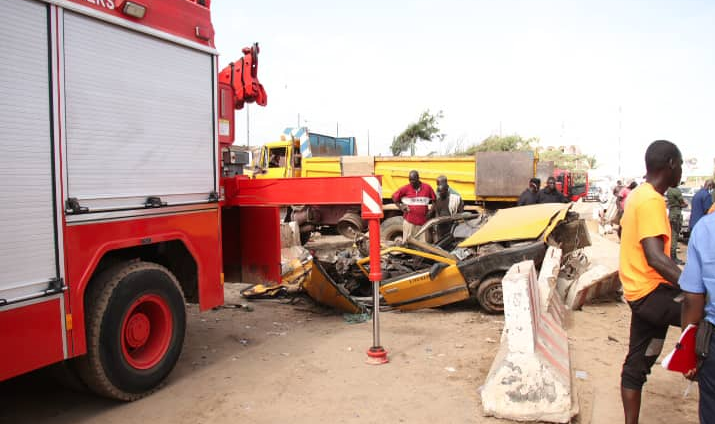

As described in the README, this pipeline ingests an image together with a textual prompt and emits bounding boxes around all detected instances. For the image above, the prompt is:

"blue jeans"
[700,330,715,423]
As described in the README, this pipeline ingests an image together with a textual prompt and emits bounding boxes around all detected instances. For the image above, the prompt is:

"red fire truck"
[0,0,383,401]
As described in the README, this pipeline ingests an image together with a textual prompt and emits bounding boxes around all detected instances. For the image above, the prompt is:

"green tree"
[586,156,598,169]
[390,110,444,156]
[539,149,597,170]
[461,134,538,155]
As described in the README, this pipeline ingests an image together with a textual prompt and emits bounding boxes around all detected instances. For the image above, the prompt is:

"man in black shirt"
[517,177,540,206]
[427,177,464,240]
[537,176,569,204]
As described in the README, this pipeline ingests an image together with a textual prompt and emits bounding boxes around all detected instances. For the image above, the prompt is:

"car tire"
[476,274,505,314]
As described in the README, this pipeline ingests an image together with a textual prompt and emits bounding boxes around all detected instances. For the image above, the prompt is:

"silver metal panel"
[59,292,67,358]
[536,160,555,188]
[51,5,66,281]
[475,151,535,197]
[0,0,58,300]
[0,293,63,313]
[63,12,215,211]
[65,204,218,225]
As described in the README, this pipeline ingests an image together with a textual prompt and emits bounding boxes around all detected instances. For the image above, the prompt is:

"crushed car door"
[380,262,469,311]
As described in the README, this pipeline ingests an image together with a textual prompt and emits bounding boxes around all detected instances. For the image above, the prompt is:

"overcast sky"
[211,0,715,179]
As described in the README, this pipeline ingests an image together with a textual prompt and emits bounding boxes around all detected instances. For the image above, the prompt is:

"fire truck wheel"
[77,261,186,401]
[476,274,505,314]
[380,216,404,244]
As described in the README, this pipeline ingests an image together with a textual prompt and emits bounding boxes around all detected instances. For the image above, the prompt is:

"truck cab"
[253,129,357,179]
[553,169,589,202]
[255,140,301,179]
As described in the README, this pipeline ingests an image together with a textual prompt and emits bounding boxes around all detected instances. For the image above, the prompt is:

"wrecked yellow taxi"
[282,203,589,314]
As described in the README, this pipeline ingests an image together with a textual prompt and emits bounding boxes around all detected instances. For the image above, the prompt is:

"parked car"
[585,186,603,202]
[679,186,696,196]
[681,194,693,239]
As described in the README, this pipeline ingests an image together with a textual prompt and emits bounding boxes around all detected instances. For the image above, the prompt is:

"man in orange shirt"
[619,140,684,424]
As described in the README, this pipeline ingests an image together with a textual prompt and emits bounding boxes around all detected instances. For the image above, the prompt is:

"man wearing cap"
[393,170,436,242]
[427,175,464,240]
[518,178,540,206]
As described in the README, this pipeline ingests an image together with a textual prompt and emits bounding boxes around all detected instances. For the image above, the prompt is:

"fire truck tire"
[380,216,404,244]
[475,274,505,314]
[76,261,186,401]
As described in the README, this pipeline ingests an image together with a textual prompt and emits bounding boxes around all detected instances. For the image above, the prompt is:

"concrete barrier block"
[481,349,573,423]
[538,247,565,326]
[565,266,620,310]
[481,260,576,423]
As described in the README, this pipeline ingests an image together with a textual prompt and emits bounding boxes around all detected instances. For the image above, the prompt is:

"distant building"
[541,145,582,155]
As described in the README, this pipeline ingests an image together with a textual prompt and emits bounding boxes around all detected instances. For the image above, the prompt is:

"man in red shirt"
[392,170,436,242]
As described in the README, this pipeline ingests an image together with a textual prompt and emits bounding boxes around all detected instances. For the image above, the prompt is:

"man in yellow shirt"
[619,140,684,424]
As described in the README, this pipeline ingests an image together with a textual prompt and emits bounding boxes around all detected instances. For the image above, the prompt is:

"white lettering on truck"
[82,0,115,10]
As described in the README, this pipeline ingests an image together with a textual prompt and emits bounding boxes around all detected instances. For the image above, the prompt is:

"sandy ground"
[0,202,698,424]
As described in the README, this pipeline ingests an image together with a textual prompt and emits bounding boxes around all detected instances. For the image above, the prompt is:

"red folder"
[662,324,698,374]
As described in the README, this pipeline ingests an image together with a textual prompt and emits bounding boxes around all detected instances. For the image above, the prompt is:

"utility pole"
[336,122,339,138]
[618,106,622,178]
[297,113,300,128]
[246,105,250,147]
[367,130,370,156]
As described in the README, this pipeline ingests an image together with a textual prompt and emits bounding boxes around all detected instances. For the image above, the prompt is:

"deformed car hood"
[458,203,572,248]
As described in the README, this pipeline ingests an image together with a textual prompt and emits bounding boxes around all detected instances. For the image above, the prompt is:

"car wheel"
[476,274,505,314]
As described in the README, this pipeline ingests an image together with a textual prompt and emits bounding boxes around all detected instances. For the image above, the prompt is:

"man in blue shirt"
[690,179,714,233]
[680,211,715,423]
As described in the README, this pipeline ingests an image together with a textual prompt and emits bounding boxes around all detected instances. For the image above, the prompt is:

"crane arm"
[218,42,267,110]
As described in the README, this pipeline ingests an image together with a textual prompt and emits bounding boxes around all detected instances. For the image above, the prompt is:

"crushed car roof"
[458,203,572,247]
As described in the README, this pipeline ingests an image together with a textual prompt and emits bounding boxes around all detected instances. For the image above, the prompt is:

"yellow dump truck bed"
[301,153,539,204]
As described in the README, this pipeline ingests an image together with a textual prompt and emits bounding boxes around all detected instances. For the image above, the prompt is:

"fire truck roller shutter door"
[0,0,60,302]
[63,11,215,213]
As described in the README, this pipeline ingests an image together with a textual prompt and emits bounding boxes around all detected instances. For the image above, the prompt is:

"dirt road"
[0,204,698,424]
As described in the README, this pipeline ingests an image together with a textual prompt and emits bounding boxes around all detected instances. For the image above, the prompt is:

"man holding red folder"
[619,140,685,424]
[680,211,715,423]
